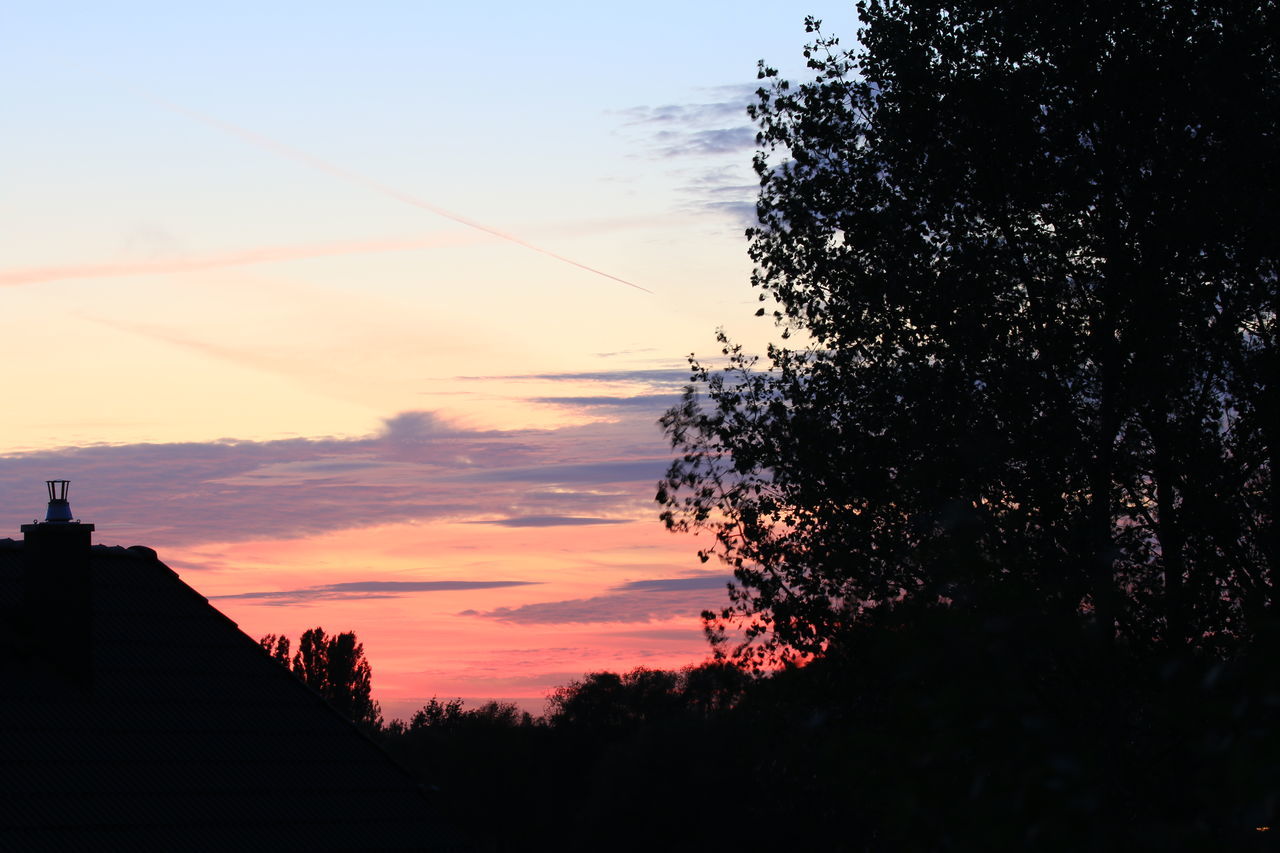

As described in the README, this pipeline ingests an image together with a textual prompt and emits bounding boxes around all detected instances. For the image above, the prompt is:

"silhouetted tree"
[463,699,535,728]
[659,2,1278,663]
[259,627,382,731]
[677,660,752,716]
[547,667,683,730]
[409,697,466,730]
[258,633,291,666]
[382,697,534,735]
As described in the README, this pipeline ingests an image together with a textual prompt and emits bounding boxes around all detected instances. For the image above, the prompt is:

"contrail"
[142,94,654,294]
[0,233,487,287]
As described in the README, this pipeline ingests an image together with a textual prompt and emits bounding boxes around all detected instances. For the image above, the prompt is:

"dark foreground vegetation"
[277,1,1278,847]
[265,613,1280,850]
[367,609,1280,851]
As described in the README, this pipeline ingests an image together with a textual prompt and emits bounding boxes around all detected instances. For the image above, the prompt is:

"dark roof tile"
[0,537,469,850]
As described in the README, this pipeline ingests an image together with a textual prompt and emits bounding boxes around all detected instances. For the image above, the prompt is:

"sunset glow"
[1,0,853,715]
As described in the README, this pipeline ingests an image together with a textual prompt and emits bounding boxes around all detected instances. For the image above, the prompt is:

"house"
[0,481,468,850]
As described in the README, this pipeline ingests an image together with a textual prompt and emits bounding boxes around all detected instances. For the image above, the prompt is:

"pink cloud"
[461,574,732,624]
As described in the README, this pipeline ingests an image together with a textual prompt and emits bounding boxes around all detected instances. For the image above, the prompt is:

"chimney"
[21,480,96,689]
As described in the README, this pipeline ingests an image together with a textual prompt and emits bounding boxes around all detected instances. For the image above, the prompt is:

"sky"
[1,1,853,719]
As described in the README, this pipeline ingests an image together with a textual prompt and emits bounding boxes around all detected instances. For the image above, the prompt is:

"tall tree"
[659,1,1277,664]
[259,627,382,730]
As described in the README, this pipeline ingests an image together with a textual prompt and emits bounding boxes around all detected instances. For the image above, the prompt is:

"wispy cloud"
[695,200,758,228]
[470,368,693,386]
[651,126,756,157]
[612,577,731,592]
[616,85,760,227]
[674,166,760,227]
[454,459,668,485]
[0,410,668,548]
[463,574,732,624]
[531,394,681,411]
[616,85,756,131]
[619,86,756,159]
[0,233,486,287]
[213,579,540,605]
[464,516,628,528]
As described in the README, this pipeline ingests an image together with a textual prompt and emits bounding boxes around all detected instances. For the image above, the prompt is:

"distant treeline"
[352,606,1278,851]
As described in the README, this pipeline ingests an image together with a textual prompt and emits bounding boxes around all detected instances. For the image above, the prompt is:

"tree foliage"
[259,627,382,731]
[369,650,1280,848]
[660,1,1278,663]
[380,697,535,737]
[546,663,749,730]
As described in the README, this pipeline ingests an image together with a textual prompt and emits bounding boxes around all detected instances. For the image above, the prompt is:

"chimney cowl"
[43,480,75,523]
[21,480,94,537]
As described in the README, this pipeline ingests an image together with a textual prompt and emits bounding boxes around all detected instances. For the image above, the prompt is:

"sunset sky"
[1,1,851,718]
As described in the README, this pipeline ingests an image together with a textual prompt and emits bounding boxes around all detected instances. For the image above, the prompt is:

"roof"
[0,537,468,851]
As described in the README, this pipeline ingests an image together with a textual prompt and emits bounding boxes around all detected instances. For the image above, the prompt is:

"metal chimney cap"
[44,480,74,523]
